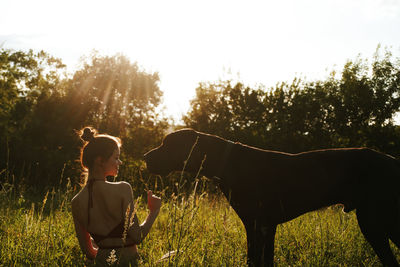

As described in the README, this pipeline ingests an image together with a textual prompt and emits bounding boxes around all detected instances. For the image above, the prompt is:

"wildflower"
[122,200,138,244]
[106,249,117,265]
[122,203,130,244]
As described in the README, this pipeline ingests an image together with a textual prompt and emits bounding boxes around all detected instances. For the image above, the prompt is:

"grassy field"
[1,173,399,266]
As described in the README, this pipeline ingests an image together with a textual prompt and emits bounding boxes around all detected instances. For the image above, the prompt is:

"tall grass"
[1,165,399,266]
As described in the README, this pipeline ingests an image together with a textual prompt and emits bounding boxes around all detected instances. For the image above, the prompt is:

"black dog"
[144,129,400,266]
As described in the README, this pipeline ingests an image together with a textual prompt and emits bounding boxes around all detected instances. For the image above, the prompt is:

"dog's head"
[144,129,206,176]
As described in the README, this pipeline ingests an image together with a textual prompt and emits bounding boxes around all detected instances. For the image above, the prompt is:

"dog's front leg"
[245,220,277,267]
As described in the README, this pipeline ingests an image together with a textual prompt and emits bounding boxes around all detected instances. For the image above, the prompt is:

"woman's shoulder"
[71,188,87,215]
[107,180,132,189]
[107,181,133,199]
[71,187,86,205]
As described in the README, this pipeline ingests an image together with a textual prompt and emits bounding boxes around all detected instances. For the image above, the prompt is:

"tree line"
[1,47,400,190]
[184,48,400,155]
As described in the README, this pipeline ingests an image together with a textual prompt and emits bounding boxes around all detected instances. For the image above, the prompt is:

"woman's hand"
[90,236,99,250]
[147,190,161,212]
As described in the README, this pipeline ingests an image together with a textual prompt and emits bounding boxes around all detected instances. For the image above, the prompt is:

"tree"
[0,49,67,184]
[0,49,65,138]
[184,48,400,155]
[67,52,167,158]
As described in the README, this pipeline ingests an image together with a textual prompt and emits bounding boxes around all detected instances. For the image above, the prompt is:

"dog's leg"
[387,197,400,249]
[388,224,400,249]
[245,221,276,267]
[356,203,399,267]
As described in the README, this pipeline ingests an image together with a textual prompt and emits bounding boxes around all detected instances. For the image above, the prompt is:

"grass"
[1,170,399,266]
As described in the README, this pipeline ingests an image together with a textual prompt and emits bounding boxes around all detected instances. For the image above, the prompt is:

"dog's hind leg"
[388,225,400,252]
[387,197,400,249]
[356,203,399,267]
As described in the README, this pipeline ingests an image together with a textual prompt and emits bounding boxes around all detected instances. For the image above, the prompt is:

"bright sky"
[1,0,400,121]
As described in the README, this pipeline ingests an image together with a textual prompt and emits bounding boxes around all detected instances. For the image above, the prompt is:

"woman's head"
[79,127,122,180]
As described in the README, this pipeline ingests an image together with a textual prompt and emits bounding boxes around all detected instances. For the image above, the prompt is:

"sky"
[1,0,400,121]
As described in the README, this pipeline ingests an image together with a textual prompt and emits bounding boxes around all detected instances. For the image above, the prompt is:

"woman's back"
[72,181,129,235]
[72,180,139,265]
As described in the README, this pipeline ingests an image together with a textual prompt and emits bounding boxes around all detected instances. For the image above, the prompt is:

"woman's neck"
[88,168,107,181]
[88,176,106,181]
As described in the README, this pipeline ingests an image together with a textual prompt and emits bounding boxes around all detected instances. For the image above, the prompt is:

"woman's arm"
[71,202,98,259]
[122,184,161,244]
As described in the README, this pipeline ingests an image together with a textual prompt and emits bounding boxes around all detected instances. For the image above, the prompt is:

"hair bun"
[81,127,96,142]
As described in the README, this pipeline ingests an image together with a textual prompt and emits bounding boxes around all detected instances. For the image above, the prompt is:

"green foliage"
[66,52,169,160]
[0,48,168,187]
[184,47,400,155]
[0,49,69,186]
[1,173,398,266]
[0,49,65,138]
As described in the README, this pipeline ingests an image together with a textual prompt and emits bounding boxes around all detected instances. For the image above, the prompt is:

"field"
[1,171,399,266]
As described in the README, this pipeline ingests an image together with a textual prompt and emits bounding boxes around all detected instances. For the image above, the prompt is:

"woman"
[71,127,161,266]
